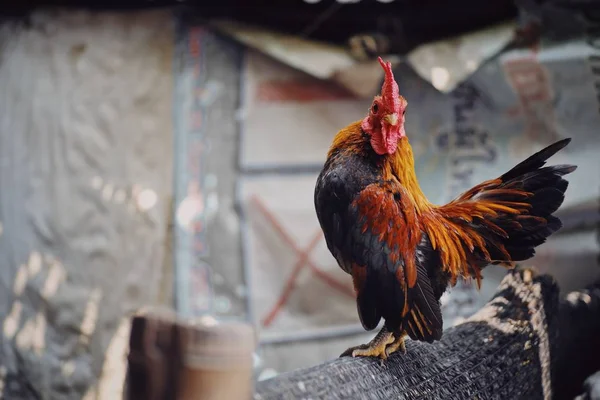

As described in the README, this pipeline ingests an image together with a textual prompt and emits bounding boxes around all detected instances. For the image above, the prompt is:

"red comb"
[377,57,401,112]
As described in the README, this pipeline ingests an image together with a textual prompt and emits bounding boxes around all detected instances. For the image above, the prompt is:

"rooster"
[314,57,576,360]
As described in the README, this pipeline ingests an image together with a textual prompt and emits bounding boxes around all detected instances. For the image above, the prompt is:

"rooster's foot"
[340,327,406,363]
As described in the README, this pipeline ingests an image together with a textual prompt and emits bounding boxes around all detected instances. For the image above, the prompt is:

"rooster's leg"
[340,327,406,361]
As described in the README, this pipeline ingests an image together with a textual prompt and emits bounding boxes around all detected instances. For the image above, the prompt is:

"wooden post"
[126,314,255,400]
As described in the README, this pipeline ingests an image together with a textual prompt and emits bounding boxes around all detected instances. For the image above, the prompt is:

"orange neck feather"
[327,121,366,158]
[327,121,431,213]
[383,138,431,213]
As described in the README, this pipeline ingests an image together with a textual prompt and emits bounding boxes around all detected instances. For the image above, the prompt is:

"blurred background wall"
[0,1,599,398]
[0,10,174,399]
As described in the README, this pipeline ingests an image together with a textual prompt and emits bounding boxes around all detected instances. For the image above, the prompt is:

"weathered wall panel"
[172,23,246,320]
[0,10,174,399]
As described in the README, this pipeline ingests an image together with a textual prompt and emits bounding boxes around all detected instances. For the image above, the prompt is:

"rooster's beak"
[384,113,399,126]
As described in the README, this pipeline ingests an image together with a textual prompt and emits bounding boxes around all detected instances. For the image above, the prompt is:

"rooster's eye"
[371,103,379,113]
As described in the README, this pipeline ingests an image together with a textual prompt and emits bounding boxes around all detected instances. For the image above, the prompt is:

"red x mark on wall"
[250,195,355,328]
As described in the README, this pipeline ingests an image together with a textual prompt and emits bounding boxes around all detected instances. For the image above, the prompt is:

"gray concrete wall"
[0,10,175,399]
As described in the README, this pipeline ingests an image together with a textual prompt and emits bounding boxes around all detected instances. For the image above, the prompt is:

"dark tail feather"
[494,139,577,261]
[355,273,382,331]
[501,138,573,182]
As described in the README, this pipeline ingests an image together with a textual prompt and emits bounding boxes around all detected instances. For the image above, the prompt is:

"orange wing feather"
[354,176,537,292]
[353,182,422,291]
[349,181,443,339]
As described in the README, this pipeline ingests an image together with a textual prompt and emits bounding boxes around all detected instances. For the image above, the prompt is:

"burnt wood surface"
[255,269,600,400]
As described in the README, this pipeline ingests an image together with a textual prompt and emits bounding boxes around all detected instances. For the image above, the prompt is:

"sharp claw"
[339,349,353,358]
[399,341,407,354]
[340,344,366,358]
